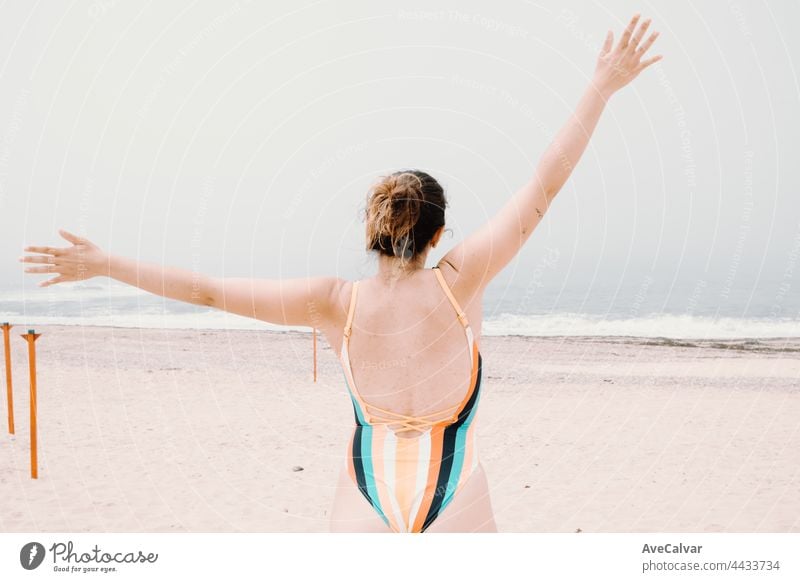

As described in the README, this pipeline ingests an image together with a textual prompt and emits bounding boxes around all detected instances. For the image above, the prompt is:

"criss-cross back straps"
[432,266,470,328]
[358,401,462,431]
[343,280,359,339]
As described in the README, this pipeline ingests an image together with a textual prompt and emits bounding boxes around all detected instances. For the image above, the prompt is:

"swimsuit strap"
[343,280,359,340]
[432,266,470,329]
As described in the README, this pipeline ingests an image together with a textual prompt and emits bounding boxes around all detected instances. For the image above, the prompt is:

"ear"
[430,225,445,248]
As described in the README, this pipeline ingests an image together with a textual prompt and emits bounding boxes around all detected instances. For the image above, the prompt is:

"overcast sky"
[1,0,798,296]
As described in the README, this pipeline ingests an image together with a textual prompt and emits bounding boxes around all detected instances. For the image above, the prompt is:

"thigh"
[329,465,393,533]
[424,463,498,533]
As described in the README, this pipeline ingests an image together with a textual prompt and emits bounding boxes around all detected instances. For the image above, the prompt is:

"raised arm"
[20,229,342,328]
[440,13,662,292]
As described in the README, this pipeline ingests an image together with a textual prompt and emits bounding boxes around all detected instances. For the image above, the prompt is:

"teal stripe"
[360,425,390,526]
[440,425,468,510]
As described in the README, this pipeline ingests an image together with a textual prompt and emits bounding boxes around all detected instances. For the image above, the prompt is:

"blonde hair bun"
[365,169,447,263]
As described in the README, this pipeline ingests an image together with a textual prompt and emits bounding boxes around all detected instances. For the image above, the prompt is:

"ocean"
[0,276,797,340]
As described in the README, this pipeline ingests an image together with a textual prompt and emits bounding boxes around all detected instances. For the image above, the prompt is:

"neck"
[376,252,429,285]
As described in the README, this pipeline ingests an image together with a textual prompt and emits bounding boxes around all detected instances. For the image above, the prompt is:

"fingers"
[58,228,84,244]
[629,18,651,52]
[24,265,58,274]
[636,54,663,73]
[39,275,70,288]
[636,30,660,56]
[617,13,640,50]
[23,245,64,256]
[20,254,55,264]
[21,235,85,287]
[19,256,80,284]
[20,254,77,264]
[600,30,613,56]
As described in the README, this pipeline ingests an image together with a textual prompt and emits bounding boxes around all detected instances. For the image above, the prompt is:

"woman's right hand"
[592,13,662,99]
[20,229,107,287]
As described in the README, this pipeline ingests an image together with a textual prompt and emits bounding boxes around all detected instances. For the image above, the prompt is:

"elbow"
[529,177,559,204]
[542,184,560,203]
[196,276,218,308]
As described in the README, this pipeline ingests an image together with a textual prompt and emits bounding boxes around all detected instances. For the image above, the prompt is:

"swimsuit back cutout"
[338,266,483,532]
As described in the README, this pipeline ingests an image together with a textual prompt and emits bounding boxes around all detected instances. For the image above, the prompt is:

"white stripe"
[407,430,432,531]
[382,430,406,531]
[465,326,475,367]
[341,341,356,387]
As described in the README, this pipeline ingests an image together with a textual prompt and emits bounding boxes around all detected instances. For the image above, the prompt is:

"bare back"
[326,262,483,431]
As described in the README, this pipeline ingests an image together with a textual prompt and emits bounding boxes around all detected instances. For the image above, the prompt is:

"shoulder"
[324,277,358,325]
[435,254,484,308]
[296,276,348,325]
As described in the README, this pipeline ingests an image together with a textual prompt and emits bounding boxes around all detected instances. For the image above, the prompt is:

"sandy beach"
[1,325,798,533]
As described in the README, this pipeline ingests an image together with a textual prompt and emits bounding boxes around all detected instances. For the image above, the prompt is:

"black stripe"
[351,426,371,504]
[422,423,458,532]
[454,352,482,427]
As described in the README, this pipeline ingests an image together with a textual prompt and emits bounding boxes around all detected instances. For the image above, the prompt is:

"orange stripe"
[411,426,444,532]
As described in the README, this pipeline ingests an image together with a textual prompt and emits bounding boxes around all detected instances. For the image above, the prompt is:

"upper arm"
[440,176,554,293]
[205,275,343,328]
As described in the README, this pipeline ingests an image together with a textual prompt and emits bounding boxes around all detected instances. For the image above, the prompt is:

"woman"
[20,14,661,533]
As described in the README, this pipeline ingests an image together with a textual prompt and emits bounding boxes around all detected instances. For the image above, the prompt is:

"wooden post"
[312,327,317,383]
[21,329,41,479]
[2,323,13,435]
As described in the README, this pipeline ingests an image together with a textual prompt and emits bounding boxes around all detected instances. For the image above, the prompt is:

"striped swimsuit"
[338,266,483,533]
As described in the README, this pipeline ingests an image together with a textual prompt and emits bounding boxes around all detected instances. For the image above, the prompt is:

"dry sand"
[1,325,798,532]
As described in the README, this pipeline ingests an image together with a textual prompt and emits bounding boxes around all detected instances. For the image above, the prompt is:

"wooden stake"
[21,329,41,479]
[2,323,13,435]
